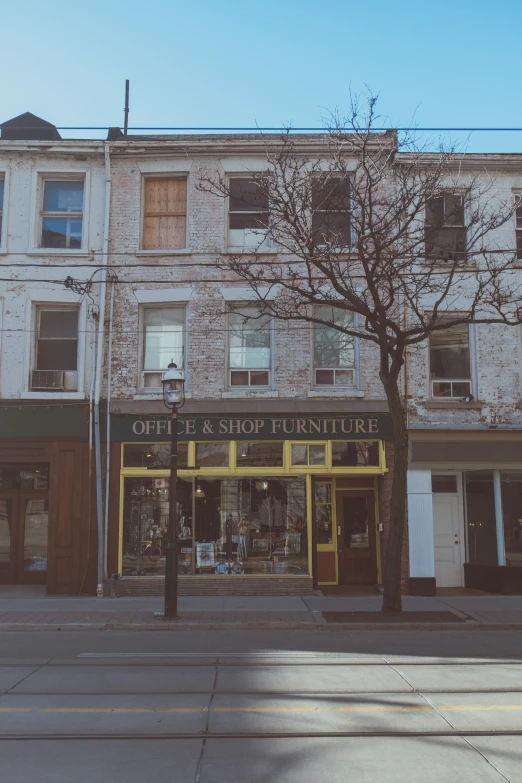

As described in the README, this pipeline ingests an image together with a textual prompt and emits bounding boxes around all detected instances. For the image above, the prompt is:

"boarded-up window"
[142,178,187,250]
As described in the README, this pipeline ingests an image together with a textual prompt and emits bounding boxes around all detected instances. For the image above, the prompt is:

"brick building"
[1,120,521,595]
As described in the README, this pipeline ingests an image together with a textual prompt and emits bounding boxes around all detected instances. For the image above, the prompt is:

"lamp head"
[162,362,185,408]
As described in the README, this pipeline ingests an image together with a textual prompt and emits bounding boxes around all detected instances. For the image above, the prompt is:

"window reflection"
[332,442,379,467]
[236,442,283,467]
[315,482,332,544]
[123,444,188,469]
[195,443,229,468]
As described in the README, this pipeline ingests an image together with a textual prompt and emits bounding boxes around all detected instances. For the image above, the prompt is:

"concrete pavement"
[0,586,520,630]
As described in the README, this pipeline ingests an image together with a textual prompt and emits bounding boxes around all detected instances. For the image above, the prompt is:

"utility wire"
[4,126,522,133]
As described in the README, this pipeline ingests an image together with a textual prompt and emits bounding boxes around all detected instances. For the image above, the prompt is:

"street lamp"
[161,362,185,619]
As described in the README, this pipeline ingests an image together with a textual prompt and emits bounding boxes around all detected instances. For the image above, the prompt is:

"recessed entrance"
[0,465,49,585]
[335,490,377,585]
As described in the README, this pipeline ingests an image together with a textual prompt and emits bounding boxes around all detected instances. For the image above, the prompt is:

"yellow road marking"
[440,705,522,711]
[0,705,520,715]
[332,706,432,712]
[213,707,319,713]
[42,708,202,714]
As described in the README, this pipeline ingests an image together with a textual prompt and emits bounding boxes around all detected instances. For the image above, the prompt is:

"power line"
[4,126,522,133]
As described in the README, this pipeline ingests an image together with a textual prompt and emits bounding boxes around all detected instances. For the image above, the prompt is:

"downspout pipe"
[103,275,116,586]
[94,142,111,597]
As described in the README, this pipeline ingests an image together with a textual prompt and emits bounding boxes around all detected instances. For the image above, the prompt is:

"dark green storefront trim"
[0,404,88,440]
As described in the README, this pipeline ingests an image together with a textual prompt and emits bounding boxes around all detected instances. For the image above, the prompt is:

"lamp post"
[161,362,185,620]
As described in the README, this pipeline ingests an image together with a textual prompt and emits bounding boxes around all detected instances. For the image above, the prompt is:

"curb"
[0,621,521,632]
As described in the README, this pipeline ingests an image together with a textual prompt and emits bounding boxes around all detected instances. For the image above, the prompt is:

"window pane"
[41,217,82,248]
[195,443,229,468]
[123,443,188,469]
[144,307,184,370]
[430,324,470,379]
[230,370,249,386]
[43,181,84,213]
[315,483,332,545]
[312,177,351,211]
[0,179,4,210]
[425,197,444,226]
[312,211,351,246]
[432,475,458,493]
[445,194,464,226]
[122,476,193,576]
[0,466,49,491]
[315,369,335,385]
[37,340,78,370]
[23,498,48,572]
[335,369,354,385]
[0,499,12,570]
[291,445,307,465]
[332,441,380,467]
[425,227,466,260]
[237,442,283,467]
[452,381,471,397]
[249,370,270,386]
[195,476,308,575]
[432,381,452,397]
[229,178,268,212]
[229,213,269,230]
[309,445,326,465]
[314,306,354,368]
[500,471,522,568]
[39,310,78,339]
[229,308,271,369]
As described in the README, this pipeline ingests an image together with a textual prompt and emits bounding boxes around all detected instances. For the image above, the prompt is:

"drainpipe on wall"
[94,142,111,597]
[103,275,116,586]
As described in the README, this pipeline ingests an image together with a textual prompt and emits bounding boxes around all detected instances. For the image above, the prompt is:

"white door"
[433,494,463,587]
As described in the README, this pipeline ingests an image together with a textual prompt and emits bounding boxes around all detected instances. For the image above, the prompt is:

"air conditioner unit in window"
[63,371,78,391]
[143,371,163,388]
[31,370,65,391]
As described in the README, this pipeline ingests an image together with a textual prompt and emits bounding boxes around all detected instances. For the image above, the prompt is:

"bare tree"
[198,94,522,612]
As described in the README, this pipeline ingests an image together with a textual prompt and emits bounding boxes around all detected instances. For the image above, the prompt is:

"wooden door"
[336,491,377,585]
[0,494,18,584]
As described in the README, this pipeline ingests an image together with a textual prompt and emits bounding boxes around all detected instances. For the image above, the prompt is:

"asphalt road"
[1,630,522,782]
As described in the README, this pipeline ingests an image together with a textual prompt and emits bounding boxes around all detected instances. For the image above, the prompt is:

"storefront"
[408,432,522,595]
[107,413,393,595]
[0,404,94,595]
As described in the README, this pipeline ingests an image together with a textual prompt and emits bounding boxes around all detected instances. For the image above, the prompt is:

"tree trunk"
[380,369,409,613]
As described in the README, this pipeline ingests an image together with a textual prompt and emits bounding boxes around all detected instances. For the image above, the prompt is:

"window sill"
[135,249,192,257]
[221,390,279,399]
[222,248,278,255]
[308,389,364,398]
[423,400,483,410]
[134,392,193,400]
[26,249,92,257]
[20,391,86,400]
[0,248,7,255]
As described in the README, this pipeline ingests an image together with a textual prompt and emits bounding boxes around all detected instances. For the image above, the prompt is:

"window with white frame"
[425,193,467,262]
[429,318,472,399]
[0,177,4,242]
[31,307,79,391]
[311,175,352,248]
[228,177,270,249]
[313,305,356,387]
[142,306,185,388]
[229,306,271,387]
[516,196,522,261]
[142,177,187,250]
[40,179,84,249]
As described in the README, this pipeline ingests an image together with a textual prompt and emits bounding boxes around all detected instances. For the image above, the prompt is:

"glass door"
[0,495,17,584]
[20,494,49,583]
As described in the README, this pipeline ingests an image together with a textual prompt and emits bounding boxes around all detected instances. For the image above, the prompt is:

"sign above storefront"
[111,413,393,442]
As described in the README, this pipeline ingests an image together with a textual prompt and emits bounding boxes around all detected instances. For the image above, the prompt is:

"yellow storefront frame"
[118,439,386,580]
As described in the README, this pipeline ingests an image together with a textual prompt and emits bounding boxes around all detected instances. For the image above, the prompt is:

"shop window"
[229,306,271,388]
[431,475,458,493]
[31,307,79,392]
[142,177,187,250]
[228,176,270,249]
[123,443,188,469]
[311,175,352,248]
[195,442,229,468]
[313,305,356,387]
[500,471,522,568]
[194,476,308,575]
[142,306,185,389]
[236,442,283,467]
[429,319,471,399]
[331,441,380,467]
[291,444,326,466]
[425,193,467,262]
[40,179,84,249]
[315,482,332,544]
[122,476,193,577]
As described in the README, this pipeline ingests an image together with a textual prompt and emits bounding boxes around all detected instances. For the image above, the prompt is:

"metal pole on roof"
[123,80,130,136]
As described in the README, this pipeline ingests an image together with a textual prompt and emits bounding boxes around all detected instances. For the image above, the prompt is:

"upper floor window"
[31,307,79,392]
[40,180,84,249]
[429,319,471,399]
[425,194,466,262]
[142,306,185,389]
[228,177,270,249]
[515,195,522,260]
[314,306,356,387]
[0,177,4,241]
[142,177,187,250]
[229,306,271,387]
[311,176,352,248]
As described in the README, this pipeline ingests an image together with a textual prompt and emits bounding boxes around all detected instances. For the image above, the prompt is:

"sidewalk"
[0,587,521,630]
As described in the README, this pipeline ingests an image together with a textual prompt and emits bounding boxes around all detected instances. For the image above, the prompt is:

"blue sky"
[3,0,521,151]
